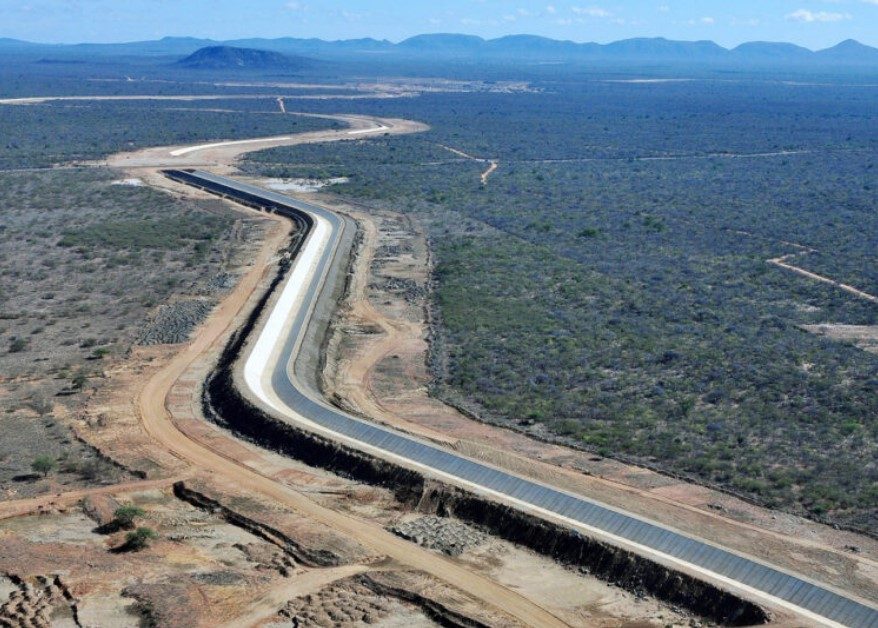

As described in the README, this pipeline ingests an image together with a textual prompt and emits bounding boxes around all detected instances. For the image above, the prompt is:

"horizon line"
[1,33,874,54]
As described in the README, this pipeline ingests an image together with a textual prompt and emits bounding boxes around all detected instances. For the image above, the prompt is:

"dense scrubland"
[0,57,875,528]
[0,97,339,169]
[243,78,878,531]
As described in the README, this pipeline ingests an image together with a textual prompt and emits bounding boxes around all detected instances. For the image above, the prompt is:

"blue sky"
[2,0,877,49]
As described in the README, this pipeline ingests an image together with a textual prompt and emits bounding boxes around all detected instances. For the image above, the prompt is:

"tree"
[113,505,146,530]
[124,527,158,551]
[31,455,57,478]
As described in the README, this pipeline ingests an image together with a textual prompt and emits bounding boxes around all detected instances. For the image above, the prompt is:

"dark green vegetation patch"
[59,213,224,251]
[0,98,340,169]
[244,79,878,531]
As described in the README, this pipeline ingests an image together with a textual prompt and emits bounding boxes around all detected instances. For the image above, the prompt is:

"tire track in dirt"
[437,144,499,185]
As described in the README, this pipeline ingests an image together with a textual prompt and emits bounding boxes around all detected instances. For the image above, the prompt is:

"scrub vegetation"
[0,167,263,497]
[243,78,878,531]
[0,97,339,169]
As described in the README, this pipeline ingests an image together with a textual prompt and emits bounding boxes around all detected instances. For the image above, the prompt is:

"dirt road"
[133,189,567,628]
[108,112,427,171]
[93,111,566,626]
[437,143,500,185]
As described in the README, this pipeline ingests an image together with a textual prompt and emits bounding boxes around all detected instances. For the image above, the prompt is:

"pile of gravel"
[137,300,213,345]
[389,516,488,556]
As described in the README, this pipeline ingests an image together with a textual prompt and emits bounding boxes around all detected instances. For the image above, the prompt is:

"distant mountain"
[1,34,877,67]
[0,37,36,50]
[732,41,813,61]
[817,39,878,62]
[226,37,393,55]
[397,33,486,54]
[487,35,592,57]
[601,37,728,60]
[175,46,308,70]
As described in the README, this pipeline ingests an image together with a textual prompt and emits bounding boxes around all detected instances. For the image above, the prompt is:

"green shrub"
[113,505,146,530]
[31,455,57,477]
[124,527,158,551]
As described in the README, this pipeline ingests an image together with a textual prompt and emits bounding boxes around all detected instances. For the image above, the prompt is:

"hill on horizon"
[175,45,309,70]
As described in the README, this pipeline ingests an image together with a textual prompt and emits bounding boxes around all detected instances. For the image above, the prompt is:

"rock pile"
[390,516,487,556]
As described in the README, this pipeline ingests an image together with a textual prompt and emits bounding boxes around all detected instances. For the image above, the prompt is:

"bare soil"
[802,323,878,355]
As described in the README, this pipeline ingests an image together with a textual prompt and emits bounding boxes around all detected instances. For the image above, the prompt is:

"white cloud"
[657,5,670,13]
[284,1,306,11]
[785,9,851,22]
[700,16,715,24]
[546,4,557,14]
[571,6,612,18]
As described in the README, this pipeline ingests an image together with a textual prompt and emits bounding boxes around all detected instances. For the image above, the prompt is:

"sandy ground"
[0,476,186,521]
[312,195,878,607]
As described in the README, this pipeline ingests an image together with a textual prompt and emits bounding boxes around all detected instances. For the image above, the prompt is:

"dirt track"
[0,476,186,521]
[438,143,500,185]
[769,253,878,304]
[102,114,567,626]
[107,112,428,171]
